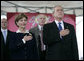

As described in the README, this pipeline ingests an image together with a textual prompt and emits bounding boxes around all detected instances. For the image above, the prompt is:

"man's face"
[37,15,46,26]
[53,6,64,19]
[1,18,7,29]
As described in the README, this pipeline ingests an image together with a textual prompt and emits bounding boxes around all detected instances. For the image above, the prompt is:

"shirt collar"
[1,28,7,32]
[55,20,64,30]
[38,25,43,31]
[55,20,63,25]
[16,29,29,33]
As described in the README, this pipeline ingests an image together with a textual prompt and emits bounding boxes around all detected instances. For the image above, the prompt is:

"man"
[1,15,12,60]
[29,14,47,60]
[43,6,79,60]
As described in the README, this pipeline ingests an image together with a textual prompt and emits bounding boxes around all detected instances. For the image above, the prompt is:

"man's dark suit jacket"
[43,21,79,60]
[29,26,45,60]
[1,30,12,60]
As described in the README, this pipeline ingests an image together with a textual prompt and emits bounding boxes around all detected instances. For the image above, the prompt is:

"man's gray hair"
[1,15,7,20]
[53,5,63,13]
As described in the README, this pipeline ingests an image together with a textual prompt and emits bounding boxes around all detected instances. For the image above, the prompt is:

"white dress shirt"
[38,25,43,31]
[1,28,7,43]
[16,29,29,44]
[55,20,64,30]
[38,25,46,51]
[55,20,65,38]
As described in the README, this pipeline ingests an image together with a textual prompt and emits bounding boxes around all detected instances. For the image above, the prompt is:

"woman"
[9,13,39,60]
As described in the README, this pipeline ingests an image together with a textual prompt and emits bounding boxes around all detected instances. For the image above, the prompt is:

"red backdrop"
[7,13,76,32]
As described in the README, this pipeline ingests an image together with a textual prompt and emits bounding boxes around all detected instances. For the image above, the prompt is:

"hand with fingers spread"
[60,29,70,36]
[23,35,33,42]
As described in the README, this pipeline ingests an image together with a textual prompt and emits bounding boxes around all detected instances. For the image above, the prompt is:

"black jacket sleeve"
[70,25,79,60]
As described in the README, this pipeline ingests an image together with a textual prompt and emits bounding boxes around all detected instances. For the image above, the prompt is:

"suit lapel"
[63,22,69,29]
[34,26,40,35]
[64,22,67,29]
[52,21,69,33]
[32,26,41,48]
[1,31,6,45]
[52,21,60,32]
[1,32,4,39]
[6,30,9,44]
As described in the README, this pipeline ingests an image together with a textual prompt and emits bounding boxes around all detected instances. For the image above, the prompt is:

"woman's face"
[16,17,27,28]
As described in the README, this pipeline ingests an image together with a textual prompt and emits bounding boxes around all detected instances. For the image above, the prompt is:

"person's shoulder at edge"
[44,21,54,27]
[29,26,36,31]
